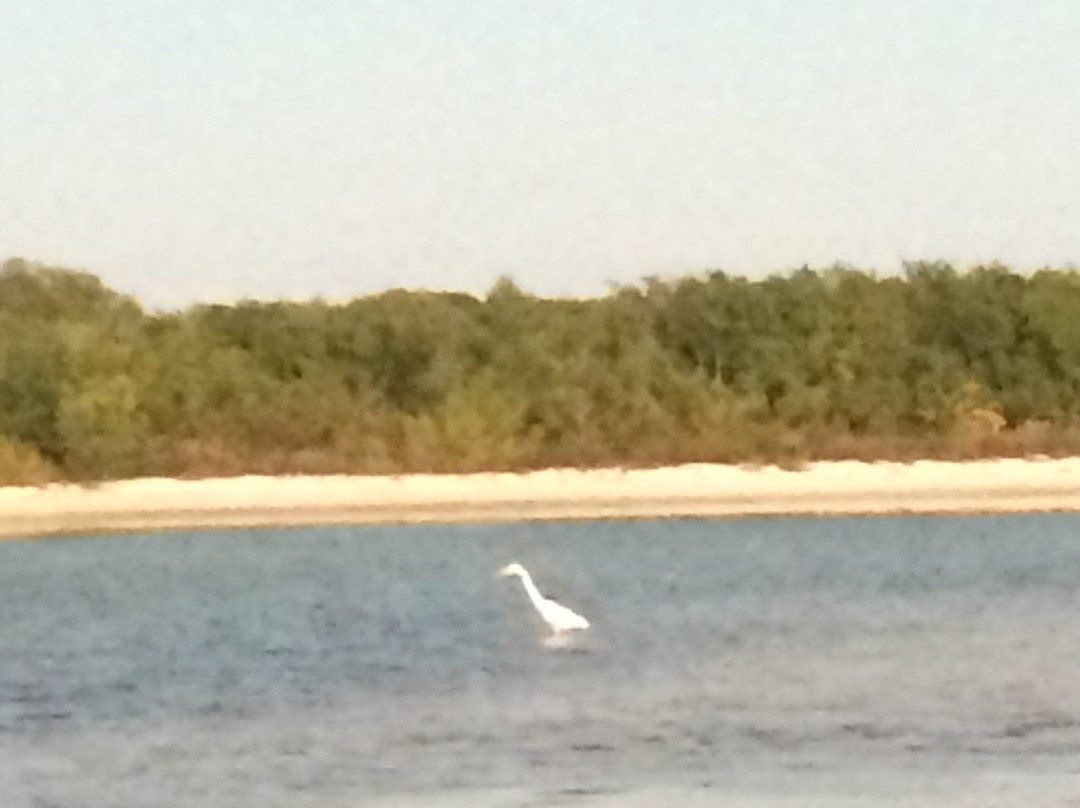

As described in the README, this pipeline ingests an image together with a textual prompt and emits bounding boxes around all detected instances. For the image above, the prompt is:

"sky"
[1,1,1079,309]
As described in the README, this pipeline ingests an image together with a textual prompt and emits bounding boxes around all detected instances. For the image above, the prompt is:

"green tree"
[57,374,149,478]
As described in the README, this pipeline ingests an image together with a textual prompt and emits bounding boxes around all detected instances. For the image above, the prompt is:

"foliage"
[3,258,1080,483]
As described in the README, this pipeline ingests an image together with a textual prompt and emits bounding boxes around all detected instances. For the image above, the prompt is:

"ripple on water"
[2,515,1080,806]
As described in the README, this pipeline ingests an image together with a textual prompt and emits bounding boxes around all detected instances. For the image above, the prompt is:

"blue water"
[2,515,1080,806]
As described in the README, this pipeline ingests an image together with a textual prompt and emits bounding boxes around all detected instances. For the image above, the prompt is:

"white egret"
[498,562,590,634]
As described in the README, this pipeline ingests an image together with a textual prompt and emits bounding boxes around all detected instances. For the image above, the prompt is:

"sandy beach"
[3,457,1080,539]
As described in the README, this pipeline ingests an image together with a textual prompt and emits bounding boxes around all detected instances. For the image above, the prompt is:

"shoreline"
[4,457,1080,539]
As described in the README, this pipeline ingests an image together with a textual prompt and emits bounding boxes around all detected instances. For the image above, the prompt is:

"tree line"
[2,256,1080,484]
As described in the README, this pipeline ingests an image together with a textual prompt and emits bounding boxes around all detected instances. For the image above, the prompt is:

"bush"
[0,437,56,485]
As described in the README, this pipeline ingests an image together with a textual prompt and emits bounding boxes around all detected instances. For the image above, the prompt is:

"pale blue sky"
[1,1,1078,308]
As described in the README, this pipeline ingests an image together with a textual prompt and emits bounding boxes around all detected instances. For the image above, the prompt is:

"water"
[2,515,1080,806]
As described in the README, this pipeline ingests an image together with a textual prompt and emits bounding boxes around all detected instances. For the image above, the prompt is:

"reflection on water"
[540,633,586,651]
[2,515,1080,806]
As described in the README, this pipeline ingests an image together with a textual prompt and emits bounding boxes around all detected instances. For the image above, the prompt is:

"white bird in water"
[498,562,590,635]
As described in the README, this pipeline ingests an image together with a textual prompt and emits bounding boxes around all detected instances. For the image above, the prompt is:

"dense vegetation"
[2,257,1080,484]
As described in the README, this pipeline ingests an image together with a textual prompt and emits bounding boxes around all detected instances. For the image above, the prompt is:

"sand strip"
[3,458,1080,539]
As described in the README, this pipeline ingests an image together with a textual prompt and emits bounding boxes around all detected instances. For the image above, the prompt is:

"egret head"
[498,562,527,578]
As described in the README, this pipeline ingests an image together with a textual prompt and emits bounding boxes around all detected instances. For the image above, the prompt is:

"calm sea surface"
[2,515,1080,807]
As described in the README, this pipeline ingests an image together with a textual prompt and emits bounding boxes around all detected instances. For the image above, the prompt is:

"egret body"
[498,562,590,634]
